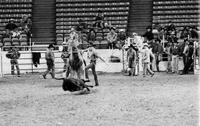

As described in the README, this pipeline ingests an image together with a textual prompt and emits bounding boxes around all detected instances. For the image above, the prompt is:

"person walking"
[142,43,155,77]
[42,44,55,79]
[84,44,105,86]
[6,46,21,77]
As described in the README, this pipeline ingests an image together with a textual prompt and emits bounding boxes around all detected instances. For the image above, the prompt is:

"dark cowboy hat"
[128,44,134,48]
[189,42,194,46]
[48,44,54,49]
[87,43,94,47]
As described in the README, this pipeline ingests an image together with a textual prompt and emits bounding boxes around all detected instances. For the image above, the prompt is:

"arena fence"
[0,42,199,77]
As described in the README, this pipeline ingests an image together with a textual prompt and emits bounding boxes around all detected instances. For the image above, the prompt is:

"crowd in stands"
[0,15,32,49]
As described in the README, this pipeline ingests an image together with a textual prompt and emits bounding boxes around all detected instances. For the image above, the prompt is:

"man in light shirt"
[142,43,155,77]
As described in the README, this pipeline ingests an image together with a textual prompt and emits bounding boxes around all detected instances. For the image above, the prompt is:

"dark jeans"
[182,57,193,74]
[43,59,55,78]
[85,62,99,86]
[10,59,20,75]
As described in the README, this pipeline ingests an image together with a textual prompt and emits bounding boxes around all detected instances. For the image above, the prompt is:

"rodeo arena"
[0,0,200,126]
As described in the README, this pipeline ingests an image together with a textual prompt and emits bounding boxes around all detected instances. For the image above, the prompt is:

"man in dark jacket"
[181,42,194,74]
[143,27,154,42]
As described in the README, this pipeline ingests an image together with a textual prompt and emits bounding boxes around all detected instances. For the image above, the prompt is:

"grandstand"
[0,0,199,48]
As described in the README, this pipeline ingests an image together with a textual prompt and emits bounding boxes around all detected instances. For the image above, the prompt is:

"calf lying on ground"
[55,78,93,92]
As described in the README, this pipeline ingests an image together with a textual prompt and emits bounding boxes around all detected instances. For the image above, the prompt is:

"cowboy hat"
[48,44,55,49]
[143,43,149,47]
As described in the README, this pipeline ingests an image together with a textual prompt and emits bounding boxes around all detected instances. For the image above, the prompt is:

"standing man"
[181,42,194,74]
[155,39,163,72]
[143,26,154,42]
[84,44,105,86]
[6,46,21,77]
[142,43,155,77]
[127,44,137,76]
[165,42,172,73]
[171,42,179,73]
[43,44,55,79]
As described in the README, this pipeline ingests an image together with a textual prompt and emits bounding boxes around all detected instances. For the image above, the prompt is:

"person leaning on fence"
[142,43,155,77]
[42,44,55,79]
[127,44,137,76]
[6,46,21,77]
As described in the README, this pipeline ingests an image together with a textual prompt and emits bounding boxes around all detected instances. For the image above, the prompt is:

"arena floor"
[0,72,199,126]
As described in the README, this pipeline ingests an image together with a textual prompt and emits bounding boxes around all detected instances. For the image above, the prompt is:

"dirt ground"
[0,72,199,126]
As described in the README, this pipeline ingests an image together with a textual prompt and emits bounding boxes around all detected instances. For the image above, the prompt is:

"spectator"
[42,44,55,79]
[94,10,104,29]
[107,27,117,49]
[171,42,179,73]
[165,21,177,43]
[6,46,21,77]
[165,42,172,73]
[180,26,190,39]
[87,28,96,44]
[189,26,199,39]
[143,26,154,42]
[19,15,32,43]
[155,39,163,72]
[183,40,189,67]
[5,19,18,37]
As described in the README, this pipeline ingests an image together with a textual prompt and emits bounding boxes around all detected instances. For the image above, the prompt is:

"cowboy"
[127,44,137,76]
[43,44,55,79]
[6,46,21,77]
[142,43,155,77]
[181,42,194,75]
[84,44,105,86]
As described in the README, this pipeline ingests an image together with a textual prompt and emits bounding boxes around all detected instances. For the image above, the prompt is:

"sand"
[0,72,199,126]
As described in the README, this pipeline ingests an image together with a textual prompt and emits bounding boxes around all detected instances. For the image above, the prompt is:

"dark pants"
[183,55,188,67]
[10,59,20,75]
[63,59,70,78]
[155,53,161,72]
[43,59,55,78]
[85,62,99,86]
[182,57,193,74]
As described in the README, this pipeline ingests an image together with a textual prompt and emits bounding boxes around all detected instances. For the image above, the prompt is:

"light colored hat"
[62,41,67,45]
[143,43,149,47]
[132,32,137,36]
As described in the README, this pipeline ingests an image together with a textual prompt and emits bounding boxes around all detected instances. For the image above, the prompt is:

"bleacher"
[0,0,32,49]
[55,0,130,48]
[152,0,199,29]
